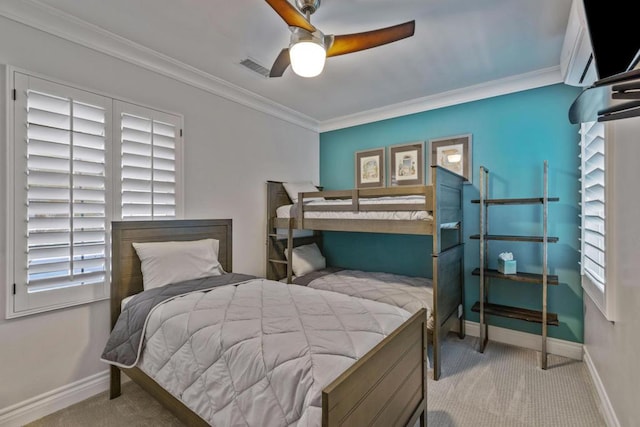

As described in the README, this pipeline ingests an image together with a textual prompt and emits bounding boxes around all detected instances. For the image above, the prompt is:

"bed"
[267,166,465,380]
[293,268,435,328]
[104,219,427,427]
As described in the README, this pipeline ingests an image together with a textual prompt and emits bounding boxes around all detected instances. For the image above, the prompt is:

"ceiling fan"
[265,0,415,78]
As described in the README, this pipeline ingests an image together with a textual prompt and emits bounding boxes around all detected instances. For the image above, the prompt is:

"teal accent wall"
[319,83,584,343]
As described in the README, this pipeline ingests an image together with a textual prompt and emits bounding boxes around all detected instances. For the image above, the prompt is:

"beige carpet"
[26,334,605,427]
[428,336,604,427]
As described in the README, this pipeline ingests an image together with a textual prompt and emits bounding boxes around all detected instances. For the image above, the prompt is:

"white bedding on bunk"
[302,269,435,330]
[277,195,432,221]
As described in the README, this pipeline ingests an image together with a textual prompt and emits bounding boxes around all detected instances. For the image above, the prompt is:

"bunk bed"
[104,219,427,427]
[267,166,466,380]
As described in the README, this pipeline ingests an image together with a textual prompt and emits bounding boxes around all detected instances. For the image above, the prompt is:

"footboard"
[322,308,427,427]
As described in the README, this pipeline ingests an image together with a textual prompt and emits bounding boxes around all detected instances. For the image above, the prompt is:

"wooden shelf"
[472,268,559,285]
[470,234,559,243]
[471,197,559,205]
[471,301,559,326]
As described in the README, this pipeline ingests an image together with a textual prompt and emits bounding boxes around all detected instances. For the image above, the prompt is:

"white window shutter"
[580,120,606,290]
[12,73,112,315]
[114,101,182,220]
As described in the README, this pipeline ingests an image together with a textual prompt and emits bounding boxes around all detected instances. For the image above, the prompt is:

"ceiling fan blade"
[265,0,316,33]
[326,20,415,58]
[269,48,291,77]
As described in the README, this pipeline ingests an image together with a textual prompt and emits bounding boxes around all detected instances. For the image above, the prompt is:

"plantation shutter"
[12,73,111,314]
[580,120,605,290]
[114,101,182,220]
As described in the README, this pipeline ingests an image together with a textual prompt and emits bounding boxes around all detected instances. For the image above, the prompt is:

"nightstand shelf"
[471,302,559,326]
[470,235,559,243]
[471,268,559,285]
[471,197,560,205]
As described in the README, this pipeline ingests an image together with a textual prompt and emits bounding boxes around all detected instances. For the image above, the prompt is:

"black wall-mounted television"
[583,0,640,80]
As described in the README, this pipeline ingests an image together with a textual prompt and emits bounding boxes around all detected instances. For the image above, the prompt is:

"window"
[114,101,181,220]
[7,70,183,318]
[579,120,611,319]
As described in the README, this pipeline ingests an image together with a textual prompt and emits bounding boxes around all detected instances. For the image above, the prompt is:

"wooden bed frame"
[267,165,466,380]
[109,219,427,427]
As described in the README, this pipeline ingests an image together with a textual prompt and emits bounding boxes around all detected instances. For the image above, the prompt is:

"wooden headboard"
[265,181,323,281]
[110,219,233,328]
[266,180,293,220]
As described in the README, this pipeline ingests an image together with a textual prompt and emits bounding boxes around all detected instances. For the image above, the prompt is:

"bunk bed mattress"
[294,269,435,329]
[277,195,433,221]
[105,277,411,427]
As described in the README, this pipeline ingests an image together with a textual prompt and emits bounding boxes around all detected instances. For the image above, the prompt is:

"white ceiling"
[33,0,573,124]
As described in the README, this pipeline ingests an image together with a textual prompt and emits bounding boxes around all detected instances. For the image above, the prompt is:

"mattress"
[295,269,435,330]
[276,195,432,221]
[120,294,135,310]
[106,277,411,426]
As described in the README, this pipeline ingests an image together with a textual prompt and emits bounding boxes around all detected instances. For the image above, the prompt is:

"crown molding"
[319,66,564,132]
[0,0,319,132]
[0,1,565,135]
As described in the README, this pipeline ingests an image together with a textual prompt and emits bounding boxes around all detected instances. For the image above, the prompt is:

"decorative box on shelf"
[497,258,517,274]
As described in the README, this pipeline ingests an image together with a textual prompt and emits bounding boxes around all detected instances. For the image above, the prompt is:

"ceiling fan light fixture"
[289,40,326,78]
[295,0,320,16]
[265,0,415,78]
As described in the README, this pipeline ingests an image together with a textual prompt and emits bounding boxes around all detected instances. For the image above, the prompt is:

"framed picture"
[389,141,424,186]
[428,134,473,183]
[355,147,385,188]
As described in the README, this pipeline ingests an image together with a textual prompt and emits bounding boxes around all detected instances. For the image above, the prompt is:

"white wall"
[0,16,318,412]
[584,115,640,426]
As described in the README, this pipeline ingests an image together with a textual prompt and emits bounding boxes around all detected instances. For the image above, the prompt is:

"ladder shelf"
[473,161,559,369]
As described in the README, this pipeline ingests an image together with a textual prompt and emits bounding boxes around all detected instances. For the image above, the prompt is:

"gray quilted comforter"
[295,269,434,329]
[102,276,410,426]
[101,273,256,368]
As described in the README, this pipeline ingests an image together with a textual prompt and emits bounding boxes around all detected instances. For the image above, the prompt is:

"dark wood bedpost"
[431,166,466,380]
[110,366,121,399]
[110,222,124,399]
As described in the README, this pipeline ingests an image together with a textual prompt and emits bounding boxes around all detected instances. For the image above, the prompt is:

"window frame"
[113,100,184,221]
[579,119,615,321]
[5,66,184,319]
[12,72,113,315]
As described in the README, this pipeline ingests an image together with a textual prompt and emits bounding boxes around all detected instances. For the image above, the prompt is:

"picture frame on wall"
[389,141,424,186]
[355,147,385,188]
[428,134,473,183]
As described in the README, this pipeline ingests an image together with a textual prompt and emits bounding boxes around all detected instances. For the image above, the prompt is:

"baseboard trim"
[0,370,110,427]
[460,320,584,360]
[583,347,621,427]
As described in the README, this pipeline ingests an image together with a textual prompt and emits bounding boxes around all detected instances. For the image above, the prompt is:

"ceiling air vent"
[240,58,270,78]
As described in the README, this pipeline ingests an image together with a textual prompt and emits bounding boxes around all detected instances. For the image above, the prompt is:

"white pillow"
[284,243,326,277]
[132,238,223,290]
[282,181,324,204]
